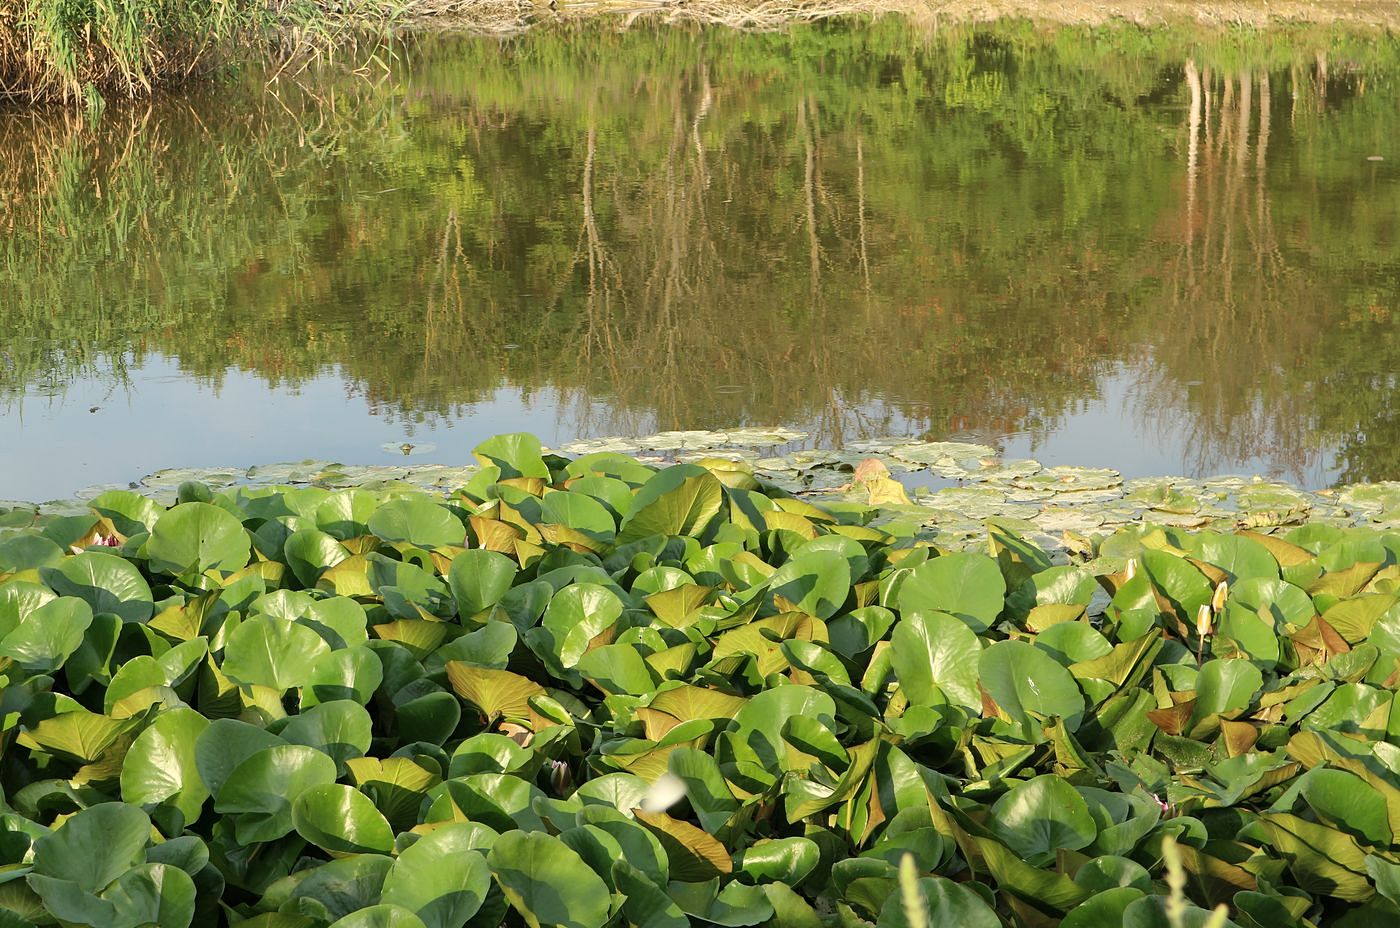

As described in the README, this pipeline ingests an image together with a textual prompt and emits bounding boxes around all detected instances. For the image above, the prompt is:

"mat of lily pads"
[2,432,1400,927]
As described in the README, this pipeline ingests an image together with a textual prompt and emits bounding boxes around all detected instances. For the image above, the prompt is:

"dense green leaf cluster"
[3,434,1400,926]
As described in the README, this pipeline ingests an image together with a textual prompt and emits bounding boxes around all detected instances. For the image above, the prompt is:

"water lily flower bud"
[1126,558,1138,581]
[1196,603,1214,639]
[1211,580,1228,614]
[548,759,572,796]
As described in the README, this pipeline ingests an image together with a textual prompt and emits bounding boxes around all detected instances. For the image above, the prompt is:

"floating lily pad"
[141,467,242,490]
[722,426,808,445]
[889,441,999,467]
[1014,466,1123,493]
[557,437,641,455]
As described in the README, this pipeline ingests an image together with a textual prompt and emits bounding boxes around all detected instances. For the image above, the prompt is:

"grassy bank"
[1,0,259,104]
[3,0,1398,105]
[0,0,442,105]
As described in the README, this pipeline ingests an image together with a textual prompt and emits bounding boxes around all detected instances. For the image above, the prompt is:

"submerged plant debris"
[2,432,1400,926]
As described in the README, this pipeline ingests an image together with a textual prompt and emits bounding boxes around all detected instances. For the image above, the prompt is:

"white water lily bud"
[1196,603,1214,639]
[640,772,688,813]
[1211,580,1229,614]
[1126,558,1138,581]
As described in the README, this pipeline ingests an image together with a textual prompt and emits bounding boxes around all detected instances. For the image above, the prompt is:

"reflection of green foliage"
[2,19,1400,478]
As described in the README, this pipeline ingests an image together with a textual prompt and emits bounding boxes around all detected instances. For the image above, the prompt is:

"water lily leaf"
[46,550,153,624]
[980,640,1086,735]
[380,826,491,928]
[0,532,63,573]
[618,465,725,544]
[541,492,617,540]
[397,691,462,747]
[316,489,381,540]
[1125,894,1246,928]
[1303,682,1390,736]
[473,434,551,481]
[438,773,547,833]
[0,595,93,672]
[1074,856,1152,893]
[1035,623,1112,666]
[1367,856,1400,906]
[368,498,463,550]
[101,862,196,928]
[447,549,518,619]
[120,707,210,827]
[20,704,130,764]
[450,734,531,779]
[221,615,331,690]
[577,643,658,696]
[1259,812,1372,902]
[827,606,896,657]
[734,837,819,886]
[633,810,732,882]
[1186,533,1280,582]
[445,664,546,722]
[1139,549,1213,620]
[89,490,162,538]
[1061,887,1148,928]
[284,530,351,588]
[346,757,441,832]
[327,905,427,928]
[1215,602,1282,667]
[890,610,981,711]
[613,859,688,928]
[281,853,394,921]
[666,748,738,833]
[305,646,384,707]
[988,775,1097,866]
[730,685,837,772]
[1300,767,1391,846]
[533,582,625,672]
[280,700,373,774]
[30,802,150,893]
[216,745,338,844]
[973,835,1090,911]
[876,874,1001,928]
[293,783,396,856]
[897,552,1005,632]
[1324,594,1398,643]
[1229,577,1314,627]
[26,874,116,925]
[668,879,774,926]
[486,830,612,928]
[193,719,283,799]
[765,550,850,619]
[1007,565,1096,622]
[146,503,251,576]
[1189,660,1263,733]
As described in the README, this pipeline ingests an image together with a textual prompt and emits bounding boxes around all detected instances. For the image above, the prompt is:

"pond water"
[2,19,1398,501]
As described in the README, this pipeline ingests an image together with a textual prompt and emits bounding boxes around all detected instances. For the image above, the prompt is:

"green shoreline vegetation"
[5,433,1400,926]
[2,0,1399,106]
[0,0,429,105]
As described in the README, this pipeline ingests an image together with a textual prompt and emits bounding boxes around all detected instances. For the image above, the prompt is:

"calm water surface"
[2,21,1398,500]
